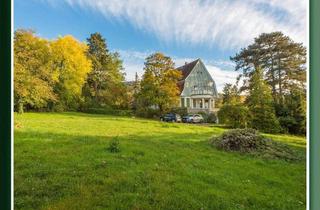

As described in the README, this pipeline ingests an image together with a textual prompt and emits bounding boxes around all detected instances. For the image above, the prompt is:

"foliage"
[136,52,182,115]
[231,31,306,99]
[245,68,280,133]
[218,104,249,128]
[221,83,240,105]
[50,35,92,111]
[108,137,120,153]
[197,111,217,123]
[170,107,188,117]
[211,128,301,161]
[276,87,306,134]
[14,30,57,113]
[230,32,306,135]
[214,93,223,108]
[128,72,140,111]
[84,33,128,109]
[135,107,160,118]
[211,129,268,152]
[82,107,132,116]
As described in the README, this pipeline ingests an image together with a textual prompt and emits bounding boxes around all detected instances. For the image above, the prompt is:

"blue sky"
[14,0,306,91]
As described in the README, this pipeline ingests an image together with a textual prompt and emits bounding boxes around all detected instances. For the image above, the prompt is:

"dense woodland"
[14,30,306,135]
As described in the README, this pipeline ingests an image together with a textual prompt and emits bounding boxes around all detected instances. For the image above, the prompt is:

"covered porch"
[180,95,215,113]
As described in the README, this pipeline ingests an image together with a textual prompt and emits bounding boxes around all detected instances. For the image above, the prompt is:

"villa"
[177,59,218,113]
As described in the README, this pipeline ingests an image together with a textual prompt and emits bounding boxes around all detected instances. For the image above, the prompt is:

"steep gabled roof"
[176,59,199,80]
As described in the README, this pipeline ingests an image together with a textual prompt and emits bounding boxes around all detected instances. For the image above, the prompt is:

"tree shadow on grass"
[14,130,306,210]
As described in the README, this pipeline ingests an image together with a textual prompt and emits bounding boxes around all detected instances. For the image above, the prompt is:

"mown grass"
[14,112,306,210]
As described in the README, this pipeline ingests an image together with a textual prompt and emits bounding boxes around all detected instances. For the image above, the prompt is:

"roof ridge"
[176,59,199,81]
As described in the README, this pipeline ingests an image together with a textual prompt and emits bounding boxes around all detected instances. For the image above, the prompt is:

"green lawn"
[14,112,306,210]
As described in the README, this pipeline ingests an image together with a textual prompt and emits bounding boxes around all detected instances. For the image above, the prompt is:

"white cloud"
[48,0,306,49]
[118,49,239,92]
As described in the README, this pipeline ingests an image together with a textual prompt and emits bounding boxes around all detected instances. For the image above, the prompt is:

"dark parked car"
[182,114,204,123]
[160,113,182,122]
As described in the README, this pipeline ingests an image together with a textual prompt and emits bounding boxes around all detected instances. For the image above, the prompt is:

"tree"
[231,31,306,104]
[84,33,127,108]
[278,87,306,134]
[84,33,110,104]
[103,52,128,108]
[221,83,240,105]
[14,29,57,113]
[137,52,181,114]
[51,35,92,110]
[131,72,140,111]
[245,68,280,133]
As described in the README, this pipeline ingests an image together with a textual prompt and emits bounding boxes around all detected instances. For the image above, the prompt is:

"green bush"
[210,129,301,161]
[218,104,249,128]
[135,108,160,118]
[108,137,120,153]
[198,112,217,123]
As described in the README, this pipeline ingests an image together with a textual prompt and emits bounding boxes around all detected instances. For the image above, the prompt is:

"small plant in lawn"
[108,137,120,153]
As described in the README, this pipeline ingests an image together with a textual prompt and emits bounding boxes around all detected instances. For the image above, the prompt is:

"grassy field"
[14,112,306,210]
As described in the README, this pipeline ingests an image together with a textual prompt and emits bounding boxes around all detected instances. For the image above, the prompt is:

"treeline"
[217,32,306,135]
[14,29,306,135]
[14,30,128,113]
[14,29,182,116]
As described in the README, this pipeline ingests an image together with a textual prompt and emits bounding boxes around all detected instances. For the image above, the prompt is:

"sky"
[14,0,307,92]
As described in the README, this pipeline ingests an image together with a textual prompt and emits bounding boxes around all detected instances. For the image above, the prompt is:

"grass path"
[14,112,306,210]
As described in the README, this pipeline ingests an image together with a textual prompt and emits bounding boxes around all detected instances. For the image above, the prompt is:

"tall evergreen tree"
[85,33,110,104]
[231,31,306,104]
[246,68,280,133]
[85,33,127,108]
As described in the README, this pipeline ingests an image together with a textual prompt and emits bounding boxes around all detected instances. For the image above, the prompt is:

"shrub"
[170,107,188,116]
[210,129,301,161]
[211,129,267,153]
[135,108,160,118]
[108,137,120,153]
[218,104,249,128]
[82,107,133,116]
[198,112,217,123]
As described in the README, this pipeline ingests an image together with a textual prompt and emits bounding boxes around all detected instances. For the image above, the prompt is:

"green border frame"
[0,0,12,209]
[310,0,320,210]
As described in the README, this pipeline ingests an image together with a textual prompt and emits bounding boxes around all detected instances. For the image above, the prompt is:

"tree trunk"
[18,100,24,114]
[278,57,283,104]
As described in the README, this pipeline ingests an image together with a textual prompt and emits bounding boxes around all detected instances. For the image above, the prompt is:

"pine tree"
[246,68,280,133]
[85,33,126,108]
[85,32,110,104]
[231,31,306,103]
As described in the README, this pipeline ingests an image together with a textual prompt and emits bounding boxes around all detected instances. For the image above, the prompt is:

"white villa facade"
[177,59,218,113]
